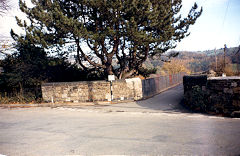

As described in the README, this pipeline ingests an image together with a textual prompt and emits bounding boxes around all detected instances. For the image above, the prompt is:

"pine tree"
[12,0,202,79]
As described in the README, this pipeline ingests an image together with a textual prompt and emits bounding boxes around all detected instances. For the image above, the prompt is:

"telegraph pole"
[214,48,217,71]
[224,44,227,70]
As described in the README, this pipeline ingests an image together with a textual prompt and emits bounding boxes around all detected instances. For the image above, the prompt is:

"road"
[62,84,188,113]
[0,85,240,155]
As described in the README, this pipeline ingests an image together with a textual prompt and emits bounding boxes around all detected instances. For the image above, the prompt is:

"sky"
[0,0,240,52]
[177,0,240,51]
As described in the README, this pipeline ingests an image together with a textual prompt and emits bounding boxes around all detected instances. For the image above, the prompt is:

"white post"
[110,80,113,101]
[51,96,54,103]
[108,75,115,102]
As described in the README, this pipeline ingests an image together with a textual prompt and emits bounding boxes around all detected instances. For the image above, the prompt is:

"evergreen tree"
[0,40,48,100]
[0,37,102,102]
[12,0,202,79]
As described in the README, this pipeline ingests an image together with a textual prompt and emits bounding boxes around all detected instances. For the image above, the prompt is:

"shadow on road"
[136,84,193,114]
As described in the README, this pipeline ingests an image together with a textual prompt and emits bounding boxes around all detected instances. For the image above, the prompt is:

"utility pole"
[214,48,217,71]
[223,44,227,71]
[236,45,240,73]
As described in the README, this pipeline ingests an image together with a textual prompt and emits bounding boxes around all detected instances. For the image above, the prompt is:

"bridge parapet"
[41,72,185,103]
[183,75,240,117]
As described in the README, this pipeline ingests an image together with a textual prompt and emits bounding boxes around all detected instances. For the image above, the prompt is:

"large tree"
[12,0,202,79]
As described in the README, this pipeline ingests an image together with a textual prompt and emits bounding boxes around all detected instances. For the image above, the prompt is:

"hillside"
[143,46,240,76]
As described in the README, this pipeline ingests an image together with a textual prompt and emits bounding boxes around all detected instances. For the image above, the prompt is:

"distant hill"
[177,46,240,64]
[143,46,240,75]
[66,46,240,75]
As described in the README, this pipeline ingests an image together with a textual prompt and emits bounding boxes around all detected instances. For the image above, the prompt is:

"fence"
[142,72,185,98]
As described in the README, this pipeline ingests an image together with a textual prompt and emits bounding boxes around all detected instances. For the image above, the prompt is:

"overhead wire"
[222,0,231,28]
[213,0,231,50]
[219,0,231,58]
[202,0,231,51]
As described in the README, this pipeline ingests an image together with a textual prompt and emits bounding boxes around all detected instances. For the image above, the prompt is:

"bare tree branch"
[0,0,10,16]
[76,38,106,69]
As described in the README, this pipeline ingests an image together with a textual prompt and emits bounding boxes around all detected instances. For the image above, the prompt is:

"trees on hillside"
[12,0,202,79]
[210,56,236,76]
[160,58,191,75]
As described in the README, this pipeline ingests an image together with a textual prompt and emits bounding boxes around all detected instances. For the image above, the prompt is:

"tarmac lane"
[0,107,240,155]
[0,85,240,155]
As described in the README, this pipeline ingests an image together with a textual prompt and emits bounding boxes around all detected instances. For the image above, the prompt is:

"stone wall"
[183,75,207,93]
[183,75,240,117]
[42,78,143,103]
[42,81,111,103]
[207,77,240,116]
[112,78,143,101]
[42,73,185,103]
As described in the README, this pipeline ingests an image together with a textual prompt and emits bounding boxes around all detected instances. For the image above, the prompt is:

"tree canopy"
[0,37,105,103]
[12,0,202,79]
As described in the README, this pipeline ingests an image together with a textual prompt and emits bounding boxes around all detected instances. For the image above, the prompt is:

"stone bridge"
[41,73,185,103]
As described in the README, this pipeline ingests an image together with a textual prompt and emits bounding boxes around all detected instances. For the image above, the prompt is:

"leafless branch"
[0,0,10,16]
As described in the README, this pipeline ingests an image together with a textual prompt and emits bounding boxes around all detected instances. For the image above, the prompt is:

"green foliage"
[138,67,157,78]
[0,92,41,104]
[0,38,104,103]
[185,85,208,112]
[191,86,207,111]
[189,60,209,73]
[12,0,202,79]
[0,41,47,88]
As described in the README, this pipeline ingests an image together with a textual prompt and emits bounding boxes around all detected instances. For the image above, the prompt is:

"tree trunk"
[106,64,113,75]
[105,56,113,76]
[119,70,135,79]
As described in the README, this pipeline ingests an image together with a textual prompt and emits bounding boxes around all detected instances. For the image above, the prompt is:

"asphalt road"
[62,84,189,113]
[0,85,240,155]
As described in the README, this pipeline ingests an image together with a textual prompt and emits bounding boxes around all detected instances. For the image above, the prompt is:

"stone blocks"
[42,81,111,103]
[183,76,240,117]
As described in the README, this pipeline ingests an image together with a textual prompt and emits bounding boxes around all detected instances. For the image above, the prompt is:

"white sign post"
[108,75,115,101]
[108,75,115,81]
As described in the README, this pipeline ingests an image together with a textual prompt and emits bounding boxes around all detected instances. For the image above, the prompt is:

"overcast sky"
[0,0,239,51]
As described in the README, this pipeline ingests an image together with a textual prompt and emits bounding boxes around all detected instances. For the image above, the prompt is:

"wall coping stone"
[208,76,240,80]
[183,75,207,86]
[42,80,109,86]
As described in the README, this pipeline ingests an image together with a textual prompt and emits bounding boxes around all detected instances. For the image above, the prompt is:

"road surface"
[0,85,240,155]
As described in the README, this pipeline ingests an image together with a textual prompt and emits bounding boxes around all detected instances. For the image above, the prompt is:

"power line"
[220,0,230,60]
[222,0,231,28]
